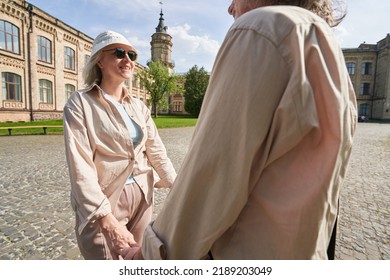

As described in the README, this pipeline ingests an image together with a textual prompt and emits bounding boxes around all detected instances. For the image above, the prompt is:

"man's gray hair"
[249,0,347,26]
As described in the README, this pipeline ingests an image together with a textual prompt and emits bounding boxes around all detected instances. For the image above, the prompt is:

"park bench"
[0,125,63,136]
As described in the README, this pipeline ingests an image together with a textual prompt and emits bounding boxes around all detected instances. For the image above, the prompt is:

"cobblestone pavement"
[0,124,389,260]
[335,123,390,260]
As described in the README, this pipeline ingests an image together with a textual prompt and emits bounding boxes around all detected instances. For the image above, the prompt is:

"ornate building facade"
[0,0,147,122]
[2,0,389,122]
[343,34,390,120]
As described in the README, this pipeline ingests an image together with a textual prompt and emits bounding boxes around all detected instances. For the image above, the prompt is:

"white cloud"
[170,24,220,55]
[167,24,220,72]
[125,35,149,48]
[335,0,390,47]
[333,25,351,47]
[88,0,159,15]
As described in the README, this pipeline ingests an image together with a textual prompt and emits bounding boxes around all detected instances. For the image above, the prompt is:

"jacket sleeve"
[141,101,177,188]
[142,27,291,259]
[63,93,111,235]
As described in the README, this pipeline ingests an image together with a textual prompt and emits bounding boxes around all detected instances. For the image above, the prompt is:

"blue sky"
[27,0,390,73]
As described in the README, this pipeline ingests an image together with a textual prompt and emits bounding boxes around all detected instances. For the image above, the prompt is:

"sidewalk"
[0,124,388,259]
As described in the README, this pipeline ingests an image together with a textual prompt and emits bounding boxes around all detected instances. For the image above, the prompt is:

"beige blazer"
[64,84,176,235]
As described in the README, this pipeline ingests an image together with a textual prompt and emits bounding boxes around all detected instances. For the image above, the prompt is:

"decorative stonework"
[64,72,78,81]
[344,56,358,61]
[35,19,56,35]
[0,56,25,69]
[39,103,54,110]
[84,43,92,52]
[1,1,27,22]
[3,101,23,109]
[33,112,63,120]
[0,0,96,122]
[37,65,55,76]
[64,33,78,45]
[362,56,375,61]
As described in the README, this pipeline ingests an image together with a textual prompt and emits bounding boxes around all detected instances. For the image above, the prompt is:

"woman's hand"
[99,213,138,258]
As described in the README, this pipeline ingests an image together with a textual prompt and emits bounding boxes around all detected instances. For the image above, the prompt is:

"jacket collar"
[84,83,133,103]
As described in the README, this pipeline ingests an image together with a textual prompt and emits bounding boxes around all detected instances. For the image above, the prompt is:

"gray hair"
[250,0,347,26]
[82,51,103,86]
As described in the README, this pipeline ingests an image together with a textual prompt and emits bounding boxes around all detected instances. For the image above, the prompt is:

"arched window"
[39,79,53,104]
[2,72,22,101]
[38,36,52,63]
[0,20,20,54]
[65,84,75,100]
[64,47,75,70]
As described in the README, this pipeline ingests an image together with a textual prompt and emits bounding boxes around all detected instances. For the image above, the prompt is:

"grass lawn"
[152,115,197,128]
[0,115,197,136]
[0,120,64,136]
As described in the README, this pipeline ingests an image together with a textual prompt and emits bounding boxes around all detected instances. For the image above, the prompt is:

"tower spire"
[150,1,174,70]
[156,1,168,33]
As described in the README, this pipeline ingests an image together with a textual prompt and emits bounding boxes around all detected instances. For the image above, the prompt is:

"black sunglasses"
[103,47,137,61]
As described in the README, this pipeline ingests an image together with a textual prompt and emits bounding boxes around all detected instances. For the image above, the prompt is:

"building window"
[64,47,75,70]
[37,36,52,64]
[173,101,182,112]
[359,103,369,116]
[65,84,75,100]
[2,72,22,101]
[39,79,53,104]
[361,62,372,75]
[0,20,20,54]
[360,83,371,95]
[132,76,137,88]
[346,62,355,75]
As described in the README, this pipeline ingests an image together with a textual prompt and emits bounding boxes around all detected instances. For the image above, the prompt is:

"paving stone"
[0,124,389,260]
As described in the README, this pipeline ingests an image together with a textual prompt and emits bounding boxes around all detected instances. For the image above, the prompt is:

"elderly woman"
[140,0,357,259]
[63,31,176,260]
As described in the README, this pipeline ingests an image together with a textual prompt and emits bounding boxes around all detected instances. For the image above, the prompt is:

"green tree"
[184,65,209,117]
[136,60,180,117]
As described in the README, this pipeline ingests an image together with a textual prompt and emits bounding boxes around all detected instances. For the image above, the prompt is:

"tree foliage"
[184,65,209,117]
[136,60,181,117]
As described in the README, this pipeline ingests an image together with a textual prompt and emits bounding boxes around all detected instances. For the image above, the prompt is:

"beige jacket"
[142,6,357,259]
[64,84,176,235]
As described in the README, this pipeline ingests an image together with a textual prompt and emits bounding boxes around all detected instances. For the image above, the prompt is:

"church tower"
[150,6,174,71]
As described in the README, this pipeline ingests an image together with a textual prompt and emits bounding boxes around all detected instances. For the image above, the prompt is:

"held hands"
[99,213,141,259]
[118,246,143,260]
[154,180,171,189]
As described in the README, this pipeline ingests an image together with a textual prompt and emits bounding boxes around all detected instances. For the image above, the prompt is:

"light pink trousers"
[75,183,152,260]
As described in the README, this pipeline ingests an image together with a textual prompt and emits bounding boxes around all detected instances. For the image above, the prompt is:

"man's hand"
[118,246,144,260]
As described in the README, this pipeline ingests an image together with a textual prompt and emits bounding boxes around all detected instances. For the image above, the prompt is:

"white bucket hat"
[91,30,135,57]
